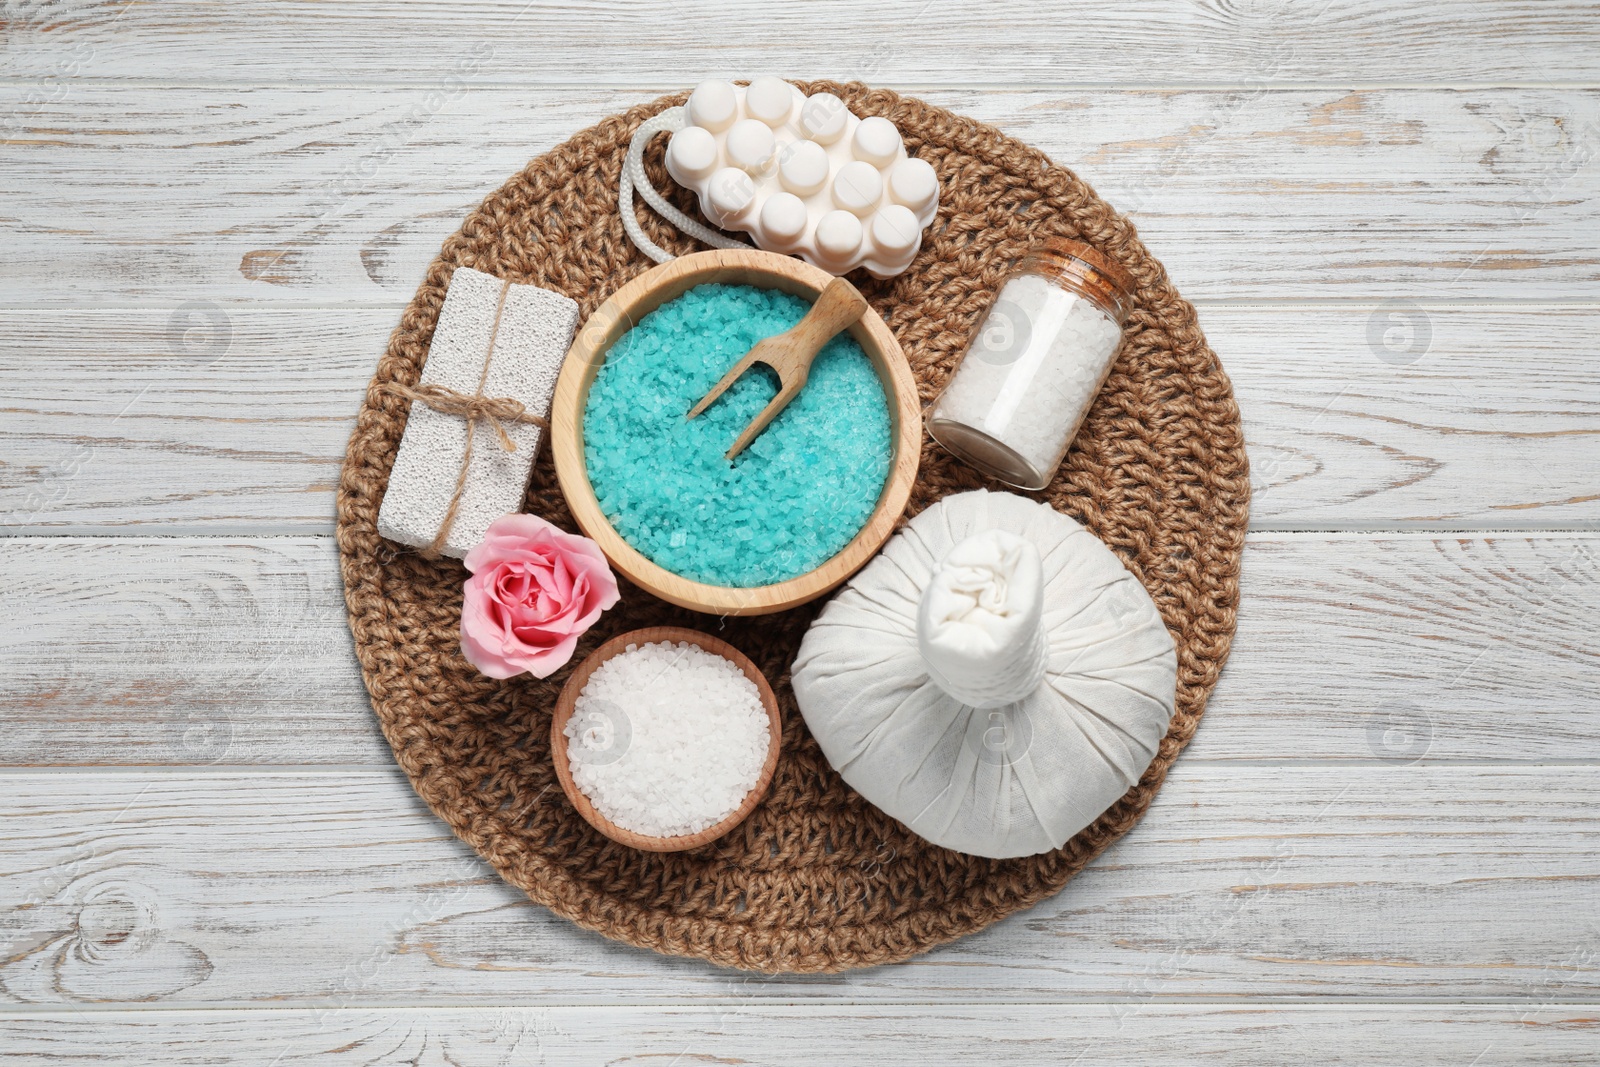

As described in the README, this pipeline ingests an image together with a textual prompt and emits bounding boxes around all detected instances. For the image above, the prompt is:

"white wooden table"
[3,3,1598,1062]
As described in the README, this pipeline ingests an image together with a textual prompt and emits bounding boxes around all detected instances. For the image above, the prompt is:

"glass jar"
[927,237,1135,490]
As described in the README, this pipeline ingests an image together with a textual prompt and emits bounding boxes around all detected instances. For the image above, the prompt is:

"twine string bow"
[378,277,547,557]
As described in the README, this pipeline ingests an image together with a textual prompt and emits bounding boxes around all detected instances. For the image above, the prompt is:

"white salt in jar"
[928,238,1135,490]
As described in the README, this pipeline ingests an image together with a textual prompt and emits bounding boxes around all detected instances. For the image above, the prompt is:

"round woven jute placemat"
[337,82,1249,973]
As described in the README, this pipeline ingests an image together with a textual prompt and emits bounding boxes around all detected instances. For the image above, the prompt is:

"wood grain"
[0,1005,1595,1065]
[2,87,1598,306]
[6,3,1599,1051]
[0,537,376,766]
[0,765,1595,1005]
[1,534,1594,767]
[1227,306,1600,529]
[4,305,1595,534]
[5,1,1598,87]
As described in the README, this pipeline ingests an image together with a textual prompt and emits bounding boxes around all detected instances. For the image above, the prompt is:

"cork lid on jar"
[1020,237,1137,324]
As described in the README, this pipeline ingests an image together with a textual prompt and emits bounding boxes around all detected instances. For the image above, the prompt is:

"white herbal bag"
[791,489,1177,859]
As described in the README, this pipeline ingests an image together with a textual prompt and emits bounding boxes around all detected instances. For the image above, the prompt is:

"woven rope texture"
[337,82,1250,973]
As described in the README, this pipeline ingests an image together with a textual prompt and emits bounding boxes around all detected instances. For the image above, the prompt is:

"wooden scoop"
[686,276,870,460]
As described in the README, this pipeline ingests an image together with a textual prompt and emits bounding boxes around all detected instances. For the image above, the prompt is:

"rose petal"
[511,598,582,640]
[460,575,523,679]
[563,551,621,612]
[494,566,533,606]
[460,514,621,679]
[517,632,582,679]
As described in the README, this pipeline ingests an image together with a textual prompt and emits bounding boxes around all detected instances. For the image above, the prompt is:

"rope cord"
[619,106,749,263]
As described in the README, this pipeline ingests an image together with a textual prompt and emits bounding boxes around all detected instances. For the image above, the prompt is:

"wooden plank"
[5,1,1599,88]
[0,764,1595,1004]
[0,537,382,766]
[2,534,1597,767]
[3,304,1596,535]
[3,0,1591,1049]
[1195,533,1600,762]
[0,1005,1595,1065]
[3,87,1599,306]
[0,309,355,535]
[1228,305,1600,529]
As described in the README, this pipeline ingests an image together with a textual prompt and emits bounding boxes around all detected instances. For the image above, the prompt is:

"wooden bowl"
[549,626,783,853]
[550,248,921,616]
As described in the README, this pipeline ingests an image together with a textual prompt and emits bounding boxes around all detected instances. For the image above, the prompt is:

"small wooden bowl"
[550,248,922,616]
[549,626,782,853]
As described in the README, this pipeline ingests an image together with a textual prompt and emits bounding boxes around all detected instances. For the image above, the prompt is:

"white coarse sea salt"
[932,273,1124,480]
[565,641,771,839]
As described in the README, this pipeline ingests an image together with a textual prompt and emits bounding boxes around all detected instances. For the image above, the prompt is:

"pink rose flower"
[460,514,621,679]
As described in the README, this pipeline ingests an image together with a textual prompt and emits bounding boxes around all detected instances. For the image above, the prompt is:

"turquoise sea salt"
[583,283,892,587]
